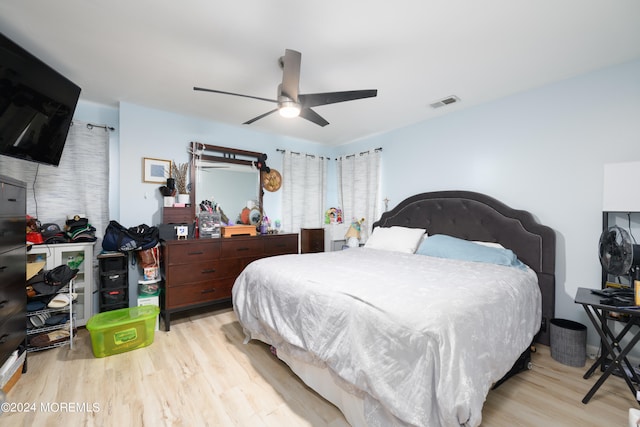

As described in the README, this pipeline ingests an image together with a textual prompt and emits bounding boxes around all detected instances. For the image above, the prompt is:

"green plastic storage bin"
[86,305,160,358]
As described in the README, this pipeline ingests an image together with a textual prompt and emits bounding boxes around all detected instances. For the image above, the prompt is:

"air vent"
[429,95,460,109]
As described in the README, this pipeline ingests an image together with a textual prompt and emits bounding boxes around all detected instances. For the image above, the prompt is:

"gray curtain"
[0,120,110,258]
[337,149,381,241]
[281,150,328,233]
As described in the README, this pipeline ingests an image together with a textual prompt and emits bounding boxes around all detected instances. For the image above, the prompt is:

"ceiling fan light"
[279,101,301,118]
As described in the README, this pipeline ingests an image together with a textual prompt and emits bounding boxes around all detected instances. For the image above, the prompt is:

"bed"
[233,191,555,427]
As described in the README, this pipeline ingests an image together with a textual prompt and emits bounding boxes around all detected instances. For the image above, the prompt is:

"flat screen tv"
[0,32,81,167]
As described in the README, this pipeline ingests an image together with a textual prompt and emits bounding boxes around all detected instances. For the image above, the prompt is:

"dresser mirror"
[190,142,264,225]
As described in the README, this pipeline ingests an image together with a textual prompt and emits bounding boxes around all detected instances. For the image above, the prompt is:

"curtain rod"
[86,123,115,131]
[276,148,331,160]
[276,147,382,159]
[338,147,383,159]
[72,121,116,131]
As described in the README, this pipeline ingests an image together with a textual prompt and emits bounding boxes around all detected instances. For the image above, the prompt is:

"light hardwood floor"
[4,305,638,426]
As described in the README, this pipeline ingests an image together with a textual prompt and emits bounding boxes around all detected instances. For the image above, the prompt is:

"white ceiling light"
[279,99,301,118]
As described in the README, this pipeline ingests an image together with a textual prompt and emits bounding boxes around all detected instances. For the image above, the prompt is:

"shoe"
[47,292,78,308]
[29,312,51,327]
[30,329,70,347]
[45,314,69,326]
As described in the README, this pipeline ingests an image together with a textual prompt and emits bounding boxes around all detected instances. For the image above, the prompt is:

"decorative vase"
[166,178,175,191]
[163,196,175,207]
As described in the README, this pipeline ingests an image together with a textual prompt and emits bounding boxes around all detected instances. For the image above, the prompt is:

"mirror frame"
[190,141,265,219]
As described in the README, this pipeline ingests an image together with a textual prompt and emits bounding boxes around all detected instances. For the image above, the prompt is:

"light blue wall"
[341,58,640,347]
[73,59,640,346]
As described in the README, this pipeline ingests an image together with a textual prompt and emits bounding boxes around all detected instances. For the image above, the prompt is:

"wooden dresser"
[161,233,298,330]
[0,175,26,368]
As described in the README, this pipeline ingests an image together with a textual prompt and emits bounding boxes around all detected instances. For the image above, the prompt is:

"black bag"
[102,221,159,252]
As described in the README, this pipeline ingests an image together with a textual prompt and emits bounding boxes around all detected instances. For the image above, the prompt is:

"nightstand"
[323,223,349,252]
[301,228,325,253]
[574,287,640,404]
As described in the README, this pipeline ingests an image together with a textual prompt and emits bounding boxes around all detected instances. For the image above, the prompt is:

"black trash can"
[550,318,587,367]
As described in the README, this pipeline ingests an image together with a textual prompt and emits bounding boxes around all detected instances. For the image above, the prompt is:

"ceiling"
[1,1,639,146]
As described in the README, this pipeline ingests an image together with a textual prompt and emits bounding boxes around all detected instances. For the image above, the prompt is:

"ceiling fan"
[194,49,377,127]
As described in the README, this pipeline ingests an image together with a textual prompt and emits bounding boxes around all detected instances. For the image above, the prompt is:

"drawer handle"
[0,334,8,344]
[7,198,17,202]
[0,265,7,272]
[237,247,250,252]
[188,251,204,255]
[275,243,287,247]
[201,288,216,294]
[202,269,216,274]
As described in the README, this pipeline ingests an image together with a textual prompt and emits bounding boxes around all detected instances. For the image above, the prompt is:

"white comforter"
[233,247,541,427]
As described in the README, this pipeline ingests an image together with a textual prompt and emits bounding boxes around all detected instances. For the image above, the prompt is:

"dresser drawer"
[0,313,26,367]
[0,280,25,321]
[0,216,24,252]
[165,260,236,287]
[0,181,26,217]
[221,238,263,259]
[162,206,194,224]
[0,248,26,320]
[264,235,298,256]
[165,278,234,308]
[165,240,220,265]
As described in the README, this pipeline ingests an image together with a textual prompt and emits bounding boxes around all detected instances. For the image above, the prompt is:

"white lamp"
[603,161,640,211]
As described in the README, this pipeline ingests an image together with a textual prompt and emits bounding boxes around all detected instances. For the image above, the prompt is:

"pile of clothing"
[37,214,97,244]
[64,214,97,243]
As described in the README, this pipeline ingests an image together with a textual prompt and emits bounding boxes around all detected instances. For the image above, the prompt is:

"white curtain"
[337,149,381,241]
[0,120,110,259]
[281,150,328,233]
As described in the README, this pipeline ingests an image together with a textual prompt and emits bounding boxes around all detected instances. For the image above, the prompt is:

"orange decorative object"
[240,207,250,224]
[221,225,257,237]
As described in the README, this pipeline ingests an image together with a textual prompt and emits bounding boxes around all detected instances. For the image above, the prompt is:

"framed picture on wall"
[143,157,171,183]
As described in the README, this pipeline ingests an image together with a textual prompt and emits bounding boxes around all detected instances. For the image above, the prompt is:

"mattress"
[233,247,541,427]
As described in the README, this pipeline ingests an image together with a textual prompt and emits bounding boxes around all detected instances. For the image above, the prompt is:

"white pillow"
[364,226,426,253]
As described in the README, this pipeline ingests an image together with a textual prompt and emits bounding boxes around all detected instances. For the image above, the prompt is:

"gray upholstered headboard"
[372,190,556,346]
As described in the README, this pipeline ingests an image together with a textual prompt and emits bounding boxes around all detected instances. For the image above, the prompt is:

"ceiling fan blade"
[243,109,278,125]
[299,108,329,127]
[299,89,377,108]
[194,87,277,104]
[281,49,301,100]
